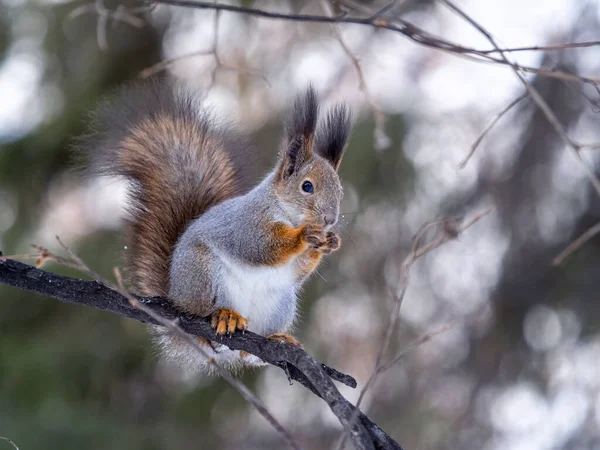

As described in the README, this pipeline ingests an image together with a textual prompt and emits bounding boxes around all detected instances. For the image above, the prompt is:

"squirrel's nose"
[323,213,336,226]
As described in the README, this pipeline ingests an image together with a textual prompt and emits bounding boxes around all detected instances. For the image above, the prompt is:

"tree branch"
[336,208,491,449]
[458,91,528,169]
[439,0,600,265]
[0,254,403,450]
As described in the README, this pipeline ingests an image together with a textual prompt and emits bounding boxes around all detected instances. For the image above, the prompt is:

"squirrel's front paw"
[266,333,304,349]
[211,308,248,335]
[303,226,341,254]
[319,231,341,254]
[303,224,326,248]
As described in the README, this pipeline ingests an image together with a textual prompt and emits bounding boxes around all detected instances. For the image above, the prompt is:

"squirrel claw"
[211,308,248,336]
[267,333,304,349]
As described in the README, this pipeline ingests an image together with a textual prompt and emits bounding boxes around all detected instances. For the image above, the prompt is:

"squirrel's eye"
[301,180,313,193]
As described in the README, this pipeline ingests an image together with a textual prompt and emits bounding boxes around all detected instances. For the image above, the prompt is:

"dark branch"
[151,0,480,55]
[149,0,600,58]
[0,255,403,450]
[146,0,600,89]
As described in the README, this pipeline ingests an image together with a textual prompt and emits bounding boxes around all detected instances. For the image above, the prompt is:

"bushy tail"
[76,79,250,297]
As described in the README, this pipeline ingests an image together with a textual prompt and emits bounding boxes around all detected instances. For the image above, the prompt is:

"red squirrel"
[77,79,352,375]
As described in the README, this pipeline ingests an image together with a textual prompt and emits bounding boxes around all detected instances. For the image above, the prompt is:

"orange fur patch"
[263,223,309,266]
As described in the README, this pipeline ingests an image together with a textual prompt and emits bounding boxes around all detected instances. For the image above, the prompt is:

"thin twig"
[366,0,404,21]
[0,437,19,450]
[144,0,540,59]
[68,0,151,51]
[337,207,492,450]
[439,0,600,266]
[374,208,490,392]
[478,40,600,54]
[553,222,600,265]
[207,3,221,92]
[68,1,148,27]
[477,56,600,85]
[96,0,146,28]
[377,322,458,374]
[148,0,600,118]
[458,92,528,169]
[1,244,83,271]
[339,0,600,67]
[337,320,458,450]
[421,39,600,87]
[321,0,389,149]
[138,5,270,90]
[97,8,109,51]
[152,0,598,68]
[146,0,600,147]
[139,50,212,78]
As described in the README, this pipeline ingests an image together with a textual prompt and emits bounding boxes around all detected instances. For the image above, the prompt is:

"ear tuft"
[285,85,319,142]
[315,104,352,170]
[278,86,320,180]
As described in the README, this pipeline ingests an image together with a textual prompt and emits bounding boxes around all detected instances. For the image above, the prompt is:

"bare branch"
[0,437,19,450]
[336,321,459,450]
[321,0,390,150]
[65,0,600,105]
[145,0,600,109]
[0,252,405,450]
[458,91,528,169]
[68,1,148,27]
[44,236,302,450]
[377,322,458,374]
[139,50,213,78]
[145,0,512,58]
[440,2,577,149]
[68,0,151,51]
[365,0,405,21]
[553,222,600,266]
[337,207,492,449]
[138,5,270,90]
[478,40,600,55]
[439,0,600,266]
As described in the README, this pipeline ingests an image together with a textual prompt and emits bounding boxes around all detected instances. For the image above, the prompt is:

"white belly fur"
[217,252,297,335]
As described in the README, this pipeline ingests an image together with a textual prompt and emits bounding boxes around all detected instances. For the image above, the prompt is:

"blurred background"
[2,0,600,449]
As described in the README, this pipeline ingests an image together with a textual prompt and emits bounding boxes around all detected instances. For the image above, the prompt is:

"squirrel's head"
[274,87,351,229]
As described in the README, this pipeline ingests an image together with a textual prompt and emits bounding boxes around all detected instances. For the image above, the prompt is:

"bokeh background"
[2,0,600,449]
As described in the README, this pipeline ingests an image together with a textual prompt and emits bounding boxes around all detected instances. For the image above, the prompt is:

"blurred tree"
[2,1,600,449]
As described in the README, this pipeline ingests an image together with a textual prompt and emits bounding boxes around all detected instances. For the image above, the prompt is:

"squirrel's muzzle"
[323,212,337,227]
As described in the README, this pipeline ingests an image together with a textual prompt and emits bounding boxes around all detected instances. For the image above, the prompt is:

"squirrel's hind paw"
[211,308,248,335]
[267,333,304,349]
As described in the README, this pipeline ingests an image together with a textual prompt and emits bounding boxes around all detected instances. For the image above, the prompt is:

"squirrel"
[77,79,352,375]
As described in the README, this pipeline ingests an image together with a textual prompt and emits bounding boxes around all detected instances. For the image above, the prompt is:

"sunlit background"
[2,0,600,449]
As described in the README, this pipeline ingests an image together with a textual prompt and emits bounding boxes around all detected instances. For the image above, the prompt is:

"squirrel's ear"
[278,86,319,180]
[315,104,351,171]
